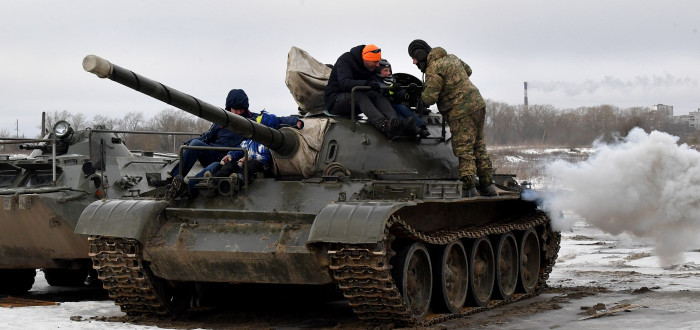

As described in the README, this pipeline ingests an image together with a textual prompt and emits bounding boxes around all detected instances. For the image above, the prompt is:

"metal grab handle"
[178,145,249,196]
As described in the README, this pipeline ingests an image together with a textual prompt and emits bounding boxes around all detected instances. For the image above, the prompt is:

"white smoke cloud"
[539,128,700,266]
[528,74,698,97]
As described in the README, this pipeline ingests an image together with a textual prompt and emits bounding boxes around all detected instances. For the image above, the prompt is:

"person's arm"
[277,115,304,129]
[336,59,367,92]
[192,123,214,144]
[226,149,243,161]
[461,60,473,77]
[421,64,444,106]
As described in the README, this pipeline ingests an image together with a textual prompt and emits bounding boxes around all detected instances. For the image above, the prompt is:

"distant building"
[675,110,700,130]
[652,104,674,119]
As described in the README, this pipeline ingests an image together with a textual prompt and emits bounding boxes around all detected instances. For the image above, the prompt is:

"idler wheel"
[517,228,541,294]
[491,232,518,300]
[392,241,432,322]
[431,240,469,313]
[466,237,495,307]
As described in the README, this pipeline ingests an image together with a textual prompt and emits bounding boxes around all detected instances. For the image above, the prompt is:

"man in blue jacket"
[188,111,278,193]
[325,44,404,138]
[155,89,302,186]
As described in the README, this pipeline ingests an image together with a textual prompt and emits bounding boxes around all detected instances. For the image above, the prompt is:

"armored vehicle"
[78,55,560,325]
[0,120,182,294]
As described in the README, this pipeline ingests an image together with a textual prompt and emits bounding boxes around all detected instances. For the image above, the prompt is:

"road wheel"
[467,237,494,307]
[517,228,541,294]
[431,240,468,313]
[492,232,518,300]
[392,241,432,322]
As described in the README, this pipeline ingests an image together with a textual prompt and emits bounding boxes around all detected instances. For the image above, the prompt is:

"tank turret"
[83,55,457,181]
[77,55,560,326]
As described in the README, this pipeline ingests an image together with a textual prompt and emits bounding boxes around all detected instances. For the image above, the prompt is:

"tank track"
[328,210,560,326]
[88,236,170,316]
[87,213,560,326]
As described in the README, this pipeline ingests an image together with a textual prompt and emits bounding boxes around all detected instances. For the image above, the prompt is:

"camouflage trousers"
[447,107,493,187]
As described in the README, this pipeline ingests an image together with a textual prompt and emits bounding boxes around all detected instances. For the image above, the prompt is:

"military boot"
[480,183,498,197]
[380,120,394,138]
[465,186,479,198]
[461,176,479,198]
[478,174,498,197]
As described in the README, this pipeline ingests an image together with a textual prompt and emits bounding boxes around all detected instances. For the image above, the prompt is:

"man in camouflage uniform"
[408,39,497,197]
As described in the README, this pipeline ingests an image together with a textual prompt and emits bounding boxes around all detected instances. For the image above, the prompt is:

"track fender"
[308,201,414,244]
[74,199,168,242]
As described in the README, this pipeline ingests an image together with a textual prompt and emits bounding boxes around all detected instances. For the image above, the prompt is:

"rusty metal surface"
[0,296,59,308]
[89,236,170,316]
[0,192,91,268]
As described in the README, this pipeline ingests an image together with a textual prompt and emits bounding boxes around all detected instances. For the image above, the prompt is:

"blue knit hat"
[225,89,249,110]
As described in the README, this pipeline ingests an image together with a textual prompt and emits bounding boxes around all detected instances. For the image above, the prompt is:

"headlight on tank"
[53,120,73,139]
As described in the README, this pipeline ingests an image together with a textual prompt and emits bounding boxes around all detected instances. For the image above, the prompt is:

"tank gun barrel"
[82,55,298,157]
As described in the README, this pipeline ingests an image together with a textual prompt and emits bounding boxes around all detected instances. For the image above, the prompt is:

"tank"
[77,54,561,325]
[0,119,182,294]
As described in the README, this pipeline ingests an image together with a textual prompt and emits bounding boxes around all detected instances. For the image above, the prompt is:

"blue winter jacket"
[227,139,272,171]
[190,110,300,148]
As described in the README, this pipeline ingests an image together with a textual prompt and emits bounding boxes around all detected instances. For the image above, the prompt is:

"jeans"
[392,103,426,128]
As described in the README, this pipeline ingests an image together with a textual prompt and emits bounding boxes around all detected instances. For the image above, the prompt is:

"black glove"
[367,81,381,92]
[407,83,419,92]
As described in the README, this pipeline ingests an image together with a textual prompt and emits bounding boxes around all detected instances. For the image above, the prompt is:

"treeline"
[3,102,697,155]
[484,100,695,146]
[40,109,211,153]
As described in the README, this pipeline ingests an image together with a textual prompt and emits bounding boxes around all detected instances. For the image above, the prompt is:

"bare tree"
[44,110,88,131]
[119,111,145,131]
[90,114,119,129]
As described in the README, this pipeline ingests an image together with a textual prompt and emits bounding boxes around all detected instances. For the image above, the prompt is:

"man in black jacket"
[325,44,403,137]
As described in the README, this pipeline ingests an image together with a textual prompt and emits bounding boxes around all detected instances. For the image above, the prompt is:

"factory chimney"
[524,82,529,110]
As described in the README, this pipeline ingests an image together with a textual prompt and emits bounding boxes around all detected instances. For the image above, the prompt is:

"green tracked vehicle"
[77,54,560,325]
[0,119,183,294]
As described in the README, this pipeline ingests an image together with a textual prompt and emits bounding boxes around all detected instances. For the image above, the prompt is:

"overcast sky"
[2,0,699,137]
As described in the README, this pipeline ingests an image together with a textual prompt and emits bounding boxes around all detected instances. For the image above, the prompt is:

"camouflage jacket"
[421,47,485,119]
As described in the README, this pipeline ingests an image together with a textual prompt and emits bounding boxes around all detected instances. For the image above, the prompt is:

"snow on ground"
[480,215,700,330]
[0,271,170,330]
